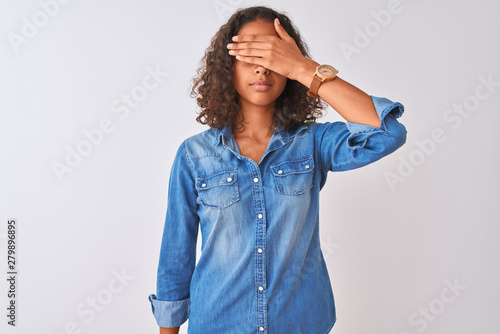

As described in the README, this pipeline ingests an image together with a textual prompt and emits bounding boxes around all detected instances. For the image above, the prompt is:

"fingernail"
[232,36,239,41]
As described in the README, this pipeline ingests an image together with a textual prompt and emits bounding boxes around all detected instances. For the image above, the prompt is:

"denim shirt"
[148,95,407,334]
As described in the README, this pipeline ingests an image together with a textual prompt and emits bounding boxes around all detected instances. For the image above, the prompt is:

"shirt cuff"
[345,95,405,149]
[148,294,190,328]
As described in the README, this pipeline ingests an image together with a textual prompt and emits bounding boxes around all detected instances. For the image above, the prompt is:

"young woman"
[148,6,406,334]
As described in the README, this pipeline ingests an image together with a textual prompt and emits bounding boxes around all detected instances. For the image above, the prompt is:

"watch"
[307,64,338,98]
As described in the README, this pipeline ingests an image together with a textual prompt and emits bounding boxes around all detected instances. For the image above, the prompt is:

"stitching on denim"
[195,167,238,179]
[293,125,313,139]
[195,168,239,208]
[269,155,314,169]
[322,317,336,334]
[331,150,361,170]
[271,160,314,195]
[182,141,196,182]
[382,101,404,119]
[186,151,222,161]
[346,103,403,148]
[315,123,328,173]
[347,125,386,140]
[276,182,313,196]
[346,101,403,140]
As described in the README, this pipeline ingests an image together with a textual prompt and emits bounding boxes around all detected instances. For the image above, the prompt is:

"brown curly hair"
[190,6,327,131]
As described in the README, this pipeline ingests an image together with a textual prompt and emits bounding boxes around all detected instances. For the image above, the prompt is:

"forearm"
[160,326,180,334]
[294,59,380,128]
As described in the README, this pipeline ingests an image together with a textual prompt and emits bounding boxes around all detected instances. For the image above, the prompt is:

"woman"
[148,5,406,334]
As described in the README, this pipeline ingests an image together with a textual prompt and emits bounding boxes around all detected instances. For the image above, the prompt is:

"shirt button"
[257,248,263,253]
[277,170,283,174]
[237,155,242,159]
[305,165,310,169]
[259,327,265,331]
[227,177,232,182]
[258,286,264,291]
[253,177,259,183]
[201,183,207,188]
[258,214,263,219]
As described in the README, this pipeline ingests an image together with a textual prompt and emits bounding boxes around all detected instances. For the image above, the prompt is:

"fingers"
[230,18,291,42]
[226,41,268,65]
[274,18,293,41]
[226,23,288,66]
[233,54,261,63]
[228,47,267,60]
[227,41,269,51]
[273,18,286,39]
[227,38,273,60]
[231,34,275,43]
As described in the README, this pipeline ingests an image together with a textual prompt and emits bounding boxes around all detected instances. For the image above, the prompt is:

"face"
[232,19,288,112]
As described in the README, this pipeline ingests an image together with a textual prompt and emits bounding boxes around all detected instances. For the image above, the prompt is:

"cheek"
[276,77,288,94]
[233,63,249,87]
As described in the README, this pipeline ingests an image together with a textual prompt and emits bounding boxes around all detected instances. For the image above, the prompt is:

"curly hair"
[190,5,327,131]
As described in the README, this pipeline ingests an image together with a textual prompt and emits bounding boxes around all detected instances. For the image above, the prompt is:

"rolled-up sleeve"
[316,95,407,172]
[148,294,190,327]
[148,140,199,328]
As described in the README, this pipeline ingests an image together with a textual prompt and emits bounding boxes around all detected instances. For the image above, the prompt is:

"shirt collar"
[212,122,309,147]
[212,126,233,146]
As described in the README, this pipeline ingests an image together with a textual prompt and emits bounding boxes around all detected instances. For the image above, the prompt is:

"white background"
[1,0,499,333]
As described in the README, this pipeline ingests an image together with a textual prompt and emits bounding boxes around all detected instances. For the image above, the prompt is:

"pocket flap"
[196,169,238,190]
[270,156,314,176]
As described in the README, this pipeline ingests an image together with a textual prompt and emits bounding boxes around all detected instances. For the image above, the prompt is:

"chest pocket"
[270,156,315,195]
[195,169,239,209]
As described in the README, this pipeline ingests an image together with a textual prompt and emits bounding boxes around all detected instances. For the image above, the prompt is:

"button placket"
[245,161,268,334]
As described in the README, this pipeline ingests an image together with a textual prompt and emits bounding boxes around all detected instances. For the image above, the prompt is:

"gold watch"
[307,64,338,98]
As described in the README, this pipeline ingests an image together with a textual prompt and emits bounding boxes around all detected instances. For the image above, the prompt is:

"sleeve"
[148,140,199,328]
[315,95,407,173]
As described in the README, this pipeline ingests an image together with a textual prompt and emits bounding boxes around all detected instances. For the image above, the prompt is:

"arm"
[160,326,180,334]
[293,60,381,127]
[227,18,381,127]
[148,141,199,329]
[314,95,406,173]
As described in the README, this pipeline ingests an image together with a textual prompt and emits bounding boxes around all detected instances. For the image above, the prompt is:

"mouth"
[250,81,272,92]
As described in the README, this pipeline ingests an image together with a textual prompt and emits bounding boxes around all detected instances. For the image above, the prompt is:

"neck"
[233,102,277,138]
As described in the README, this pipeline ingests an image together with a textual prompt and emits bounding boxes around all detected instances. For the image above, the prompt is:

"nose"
[255,66,270,74]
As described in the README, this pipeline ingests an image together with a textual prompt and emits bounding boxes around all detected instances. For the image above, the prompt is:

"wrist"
[293,58,320,88]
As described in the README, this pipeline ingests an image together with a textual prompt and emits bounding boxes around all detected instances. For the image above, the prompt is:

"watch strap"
[307,74,322,98]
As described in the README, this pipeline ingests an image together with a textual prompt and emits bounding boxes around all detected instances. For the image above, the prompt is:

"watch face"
[318,65,336,76]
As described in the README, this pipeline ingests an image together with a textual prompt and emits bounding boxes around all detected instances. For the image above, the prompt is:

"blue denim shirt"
[148,95,406,333]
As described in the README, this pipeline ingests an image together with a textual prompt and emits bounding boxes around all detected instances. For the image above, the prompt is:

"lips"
[250,80,272,92]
